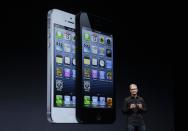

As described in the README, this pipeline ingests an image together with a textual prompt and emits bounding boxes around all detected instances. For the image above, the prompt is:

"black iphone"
[76,12,115,123]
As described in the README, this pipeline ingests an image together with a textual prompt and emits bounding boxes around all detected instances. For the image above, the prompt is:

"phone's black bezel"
[76,12,115,123]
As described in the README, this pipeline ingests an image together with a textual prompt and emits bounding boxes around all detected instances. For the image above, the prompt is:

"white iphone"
[47,9,77,123]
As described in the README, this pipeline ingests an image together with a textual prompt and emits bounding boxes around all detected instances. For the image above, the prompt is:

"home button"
[96,113,102,120]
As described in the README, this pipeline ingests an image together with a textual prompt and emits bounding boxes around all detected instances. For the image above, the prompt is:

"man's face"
[130,84,138,96]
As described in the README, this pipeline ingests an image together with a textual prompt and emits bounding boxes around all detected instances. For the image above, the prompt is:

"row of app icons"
[83,31,112,46]
[56,55,76,66]
[56,42,75,53]
[84,57,112,69]
[84,96,112,107]
[56,67,76,79]
[83,42,112,57]
[56,95,76,107]
[56,30,75,41]
[83,79,112,93]
[83,69,112,80]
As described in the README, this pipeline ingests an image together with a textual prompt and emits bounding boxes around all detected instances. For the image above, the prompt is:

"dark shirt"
[122,96,147,126]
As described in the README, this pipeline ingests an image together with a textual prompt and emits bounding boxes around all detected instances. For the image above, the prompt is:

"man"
[122,84,147,131]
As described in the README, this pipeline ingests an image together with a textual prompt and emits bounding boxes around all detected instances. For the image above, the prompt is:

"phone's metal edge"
[75,12,83,123]
[47,9,54,123]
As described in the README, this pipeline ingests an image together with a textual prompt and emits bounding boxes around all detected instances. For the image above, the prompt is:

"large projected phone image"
[47,9,78,123]
[76,12,115,123]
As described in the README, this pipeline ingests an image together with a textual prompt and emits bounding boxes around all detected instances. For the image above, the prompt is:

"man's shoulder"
[124,96,132,101]
[138,96,144,100]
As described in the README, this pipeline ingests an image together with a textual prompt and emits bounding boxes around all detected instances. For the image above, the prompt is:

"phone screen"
[54,23,76,108]
[82,27,113,108]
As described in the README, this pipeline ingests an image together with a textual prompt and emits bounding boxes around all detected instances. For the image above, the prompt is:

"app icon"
[106,71,112,80]
[84,68,90,78]
[106,60,112,69]
[99,59,105,68]
[56,55,63,64]
[106,38,111,45]
[64,56,70,65]
[92,58,98,66]
[84,81,90,92]
[56,79,63,91]
[84,96,91,105]
[84,56,90,65]
[72,96,76,105]
[91,69,98,79]
[107,97,113,107]
[99,97,106,106]
[106,49,112,57]
[91,33,98,42]
[64,68,71,78]
[56,42,63,51]
[84,32,90,41]
[72,58,76,66]
[64,32,71,40]
[56,67,63,77]
[64,43,71,52]
[99,35,104,44]
[91,45,98,54]
[72,69,76,79]
[56,95,63,107]
[92,96,98,106]
[64,95,71,105]
[83,42,90,53]
[56,31,63,39]
[99,47,105,56]
[99,71,105,80]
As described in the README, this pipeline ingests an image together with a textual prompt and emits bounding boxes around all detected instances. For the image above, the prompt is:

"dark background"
[0,1,174,131]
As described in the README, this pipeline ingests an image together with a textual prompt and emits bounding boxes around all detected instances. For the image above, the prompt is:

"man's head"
[129,84,138,96]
